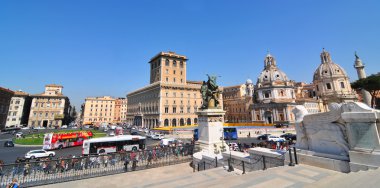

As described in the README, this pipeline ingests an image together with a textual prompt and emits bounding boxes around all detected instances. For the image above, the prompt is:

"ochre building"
[126,52,208,128]
[222,80,254,123]
[83,96,115,125]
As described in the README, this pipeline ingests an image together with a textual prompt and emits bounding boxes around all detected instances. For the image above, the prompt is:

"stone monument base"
[286,149,350,173]
[349,150,380,172]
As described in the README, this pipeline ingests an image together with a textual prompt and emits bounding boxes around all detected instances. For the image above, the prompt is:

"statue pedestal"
[196,108,228,154]
[193,108,229,170]
[342,105,380,172]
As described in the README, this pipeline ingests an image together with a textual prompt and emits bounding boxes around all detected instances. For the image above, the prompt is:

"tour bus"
[82,135,146,155]
[193,127,238,141]
[43,131,93,150]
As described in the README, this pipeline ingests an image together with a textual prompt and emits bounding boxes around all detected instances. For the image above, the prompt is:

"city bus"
[43,131,93,150]
[193,127,238,141]
[223,127,238,140]
[82,135,146,155]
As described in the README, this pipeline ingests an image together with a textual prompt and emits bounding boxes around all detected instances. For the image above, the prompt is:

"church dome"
[257,54,290,87]
[246,78,253,85]
[313,49,349,82]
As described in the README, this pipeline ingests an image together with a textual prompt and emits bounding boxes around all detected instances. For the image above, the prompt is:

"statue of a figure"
[200,81,208,109]
[200,75,221,109]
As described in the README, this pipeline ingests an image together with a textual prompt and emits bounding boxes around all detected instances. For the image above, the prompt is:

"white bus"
[82,135,146,155]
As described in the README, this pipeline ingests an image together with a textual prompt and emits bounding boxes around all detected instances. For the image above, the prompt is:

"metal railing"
[0,145,194,188]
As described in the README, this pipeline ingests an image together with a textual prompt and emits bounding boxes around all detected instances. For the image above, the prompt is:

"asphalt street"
[0,130,161,164]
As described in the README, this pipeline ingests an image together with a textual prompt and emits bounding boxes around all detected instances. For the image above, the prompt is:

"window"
[166,69,169,74]
[180,61,183,68]
[165,107,169,113]
[166,77,168,82]
[173,60,177,67]
[180,107,184,113]
[187,107,191,113]
[180,71,183,75]
[173,107,177,113]
[264,91,271,98]
[326,83,332,90]
[173,78,176,83]
[165,59,169,66]
[165,92,168,97]
[340,82,345,88]
[173,70,176,74]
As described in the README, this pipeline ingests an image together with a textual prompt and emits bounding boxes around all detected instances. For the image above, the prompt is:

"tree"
[351,74,380,108]
[69,106,78,124]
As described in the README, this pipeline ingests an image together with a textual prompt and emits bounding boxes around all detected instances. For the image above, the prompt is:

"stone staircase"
[308,167,380,188]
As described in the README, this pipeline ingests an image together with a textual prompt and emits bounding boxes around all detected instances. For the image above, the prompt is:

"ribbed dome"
[313,49,349,82]
[257,54,290,86]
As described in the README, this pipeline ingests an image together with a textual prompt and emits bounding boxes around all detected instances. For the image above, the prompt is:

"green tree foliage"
[351,74,380,108]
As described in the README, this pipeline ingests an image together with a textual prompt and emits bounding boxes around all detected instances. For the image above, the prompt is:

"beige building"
[120,98,128,123]
[313,49,357,111]
[0,87,14,130]
[127,51,206,128]
[28,84,70,128]
[222,80,254,123]
[83,96,115,125]
[294,82,325,114]
[6,91,32,128]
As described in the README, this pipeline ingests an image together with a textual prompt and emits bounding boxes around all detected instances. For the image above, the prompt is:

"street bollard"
[293,147,298,165]
[204,161,206,170]
[262,156,267,170]
[242,161,245,174]
[198,163,200,171]
[215,157,218,167]
[288,149,295,166]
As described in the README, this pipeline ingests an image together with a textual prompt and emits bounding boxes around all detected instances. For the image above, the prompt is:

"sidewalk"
[36,162,345,188]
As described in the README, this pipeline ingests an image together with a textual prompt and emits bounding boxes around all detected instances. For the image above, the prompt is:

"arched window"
[187,118,191,125]
[172,119,177,127]
[180,118,185,126]
[164,119,169,127]
[194,118,198,125]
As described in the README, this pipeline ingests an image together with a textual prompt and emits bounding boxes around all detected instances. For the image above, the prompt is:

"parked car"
[151,134,164,140]
[61,125,68,129]
[257,134,271,140]
[25,149,55,159]
[15,132,24,138]
[280,133,297,141]
[4,140,14,147]
[131,132,139,135]
[267,135,286,142]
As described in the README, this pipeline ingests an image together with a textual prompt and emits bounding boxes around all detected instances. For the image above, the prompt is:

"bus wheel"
[132,147,137,151]
[99,149,105,154]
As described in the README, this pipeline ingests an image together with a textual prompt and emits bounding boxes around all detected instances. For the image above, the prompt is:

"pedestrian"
[237,142,242,152]
[124,157,129,172]
[130,151,137,171]
[7,178,19,188]
[23,163,30,176]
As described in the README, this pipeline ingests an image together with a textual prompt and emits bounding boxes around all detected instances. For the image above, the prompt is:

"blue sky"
[1,0,379,108]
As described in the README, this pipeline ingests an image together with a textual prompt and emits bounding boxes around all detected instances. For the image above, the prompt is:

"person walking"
[7,178,19,188]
